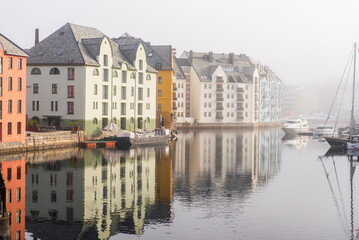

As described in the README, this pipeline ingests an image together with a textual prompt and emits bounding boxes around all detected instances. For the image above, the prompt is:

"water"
[0,128,357,239]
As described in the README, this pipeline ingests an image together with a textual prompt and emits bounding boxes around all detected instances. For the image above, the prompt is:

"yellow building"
[156,68,174,128]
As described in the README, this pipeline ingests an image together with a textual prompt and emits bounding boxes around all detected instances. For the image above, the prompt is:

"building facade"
[0,34,28,143]
[26,24,157,135]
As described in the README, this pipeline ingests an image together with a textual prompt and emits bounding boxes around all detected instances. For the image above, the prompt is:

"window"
[17,78,22,91]
[52,84,57,94]
[102,102,108,116]
[17,167,21,179]
[32,190,38,202]
[139,60,143,70]
[138,103,143,115]
[8,57,12,69]
[67,102,74,114]
[7,168,11,181]
[139,72,143,84]
[146,74,151,80]
[68,68,75,80]
[33,83,39,94]
[17,59,21,70]
[66,190,74,202]
[93,68,99,76]
[103,69,109,81]
[8,77,12,90]
[131,87,134,96]
[147,88,150,97]
[8,100,12,113]
[0,100,2,119]
[51,101,58,111]
[50,67,60,74]
[122,71,127,83]
[158,89,162,96]
[8,122,12,135]
[16,188,21,202]
[17,100,21,113]
[113,86,117,96]
[0,77,2,97]
[121,103,126,115]
[16,210,21,223]
[103,85,108,99]
[146,103,150,110]
[138,88,143,100]
[158,77,162,84]
[93,118,98,124]
[113,70,118,77]
[130,103,134,109]
[68,86,74,98]
[51,191,57,202]
[130,72,135,79]
[0,57,2,73]
[31,67,41,75]
[121,87,126,100]
[158,104,162,111]
[67,172,73,185]
[103,55,108,66]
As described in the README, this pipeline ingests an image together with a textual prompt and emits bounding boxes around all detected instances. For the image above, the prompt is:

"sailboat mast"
[350,43,357,136]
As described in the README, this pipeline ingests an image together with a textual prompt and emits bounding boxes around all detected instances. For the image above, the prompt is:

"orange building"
[1,159,26,240]
[0,34,28,143]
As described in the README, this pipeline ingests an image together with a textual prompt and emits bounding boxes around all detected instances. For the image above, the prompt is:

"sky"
[2,0,359,87]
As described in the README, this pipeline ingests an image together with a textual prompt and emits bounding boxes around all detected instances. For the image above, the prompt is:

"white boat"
[282,118,310,135]
[346,136,359,150]
[313,125,337,136]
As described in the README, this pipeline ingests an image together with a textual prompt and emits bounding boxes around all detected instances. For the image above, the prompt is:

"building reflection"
[173,128,281,199]
[14,145,173,239]
[0,158,26,240]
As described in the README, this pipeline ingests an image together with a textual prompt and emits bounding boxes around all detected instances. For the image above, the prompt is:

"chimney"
[209,51,213,62]
[229,53,234,64]
[189,50,193,63]
[35,28,39,45]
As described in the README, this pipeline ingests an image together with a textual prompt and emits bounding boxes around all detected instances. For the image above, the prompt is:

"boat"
[324,43,358,148]
[104,128,170,149]
[281,118,310,135]
[313,125,337,137]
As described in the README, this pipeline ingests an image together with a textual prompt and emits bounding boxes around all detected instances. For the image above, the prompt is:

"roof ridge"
[68,24,86,65]
[0,33,28,57]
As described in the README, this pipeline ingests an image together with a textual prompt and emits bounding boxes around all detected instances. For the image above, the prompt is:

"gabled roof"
[173,56,186,79]
[0,33,28,57]
[113,36,172,71]
[27,23,129,67]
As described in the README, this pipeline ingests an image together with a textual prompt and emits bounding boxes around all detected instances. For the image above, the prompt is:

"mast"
[350,43,357,136]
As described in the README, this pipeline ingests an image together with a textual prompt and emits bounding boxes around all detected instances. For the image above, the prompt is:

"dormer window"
[155,63,161,70]
[93,69,99,76]
[50,67,60,75]
[148,52,153,57]
[31,68,41,75]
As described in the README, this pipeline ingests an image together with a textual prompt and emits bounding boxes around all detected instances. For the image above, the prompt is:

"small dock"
[80,141,116,149]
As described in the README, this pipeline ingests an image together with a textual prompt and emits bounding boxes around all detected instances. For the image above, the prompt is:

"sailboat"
[324,43,359,149]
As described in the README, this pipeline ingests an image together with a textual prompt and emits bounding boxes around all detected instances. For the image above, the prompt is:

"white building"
[177,51,258,125]
[26,23,157,135]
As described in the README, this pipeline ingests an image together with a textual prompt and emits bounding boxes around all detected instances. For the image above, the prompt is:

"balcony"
[173,86,178,91]
[237,116,244,120]
[216,115,223,120]
[237,97,244,101]
[216,106,224,110]
[237,106,244,110]
[173,96,178,100]
[173,106,178,110]
[216,95,224,101]
[237,88,244,93]
[217,77,224,83]
[217,88,224,92]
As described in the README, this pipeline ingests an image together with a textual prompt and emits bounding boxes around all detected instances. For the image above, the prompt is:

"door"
[120,117,126,130]
[102,118,108,129]
[137,117,143,129]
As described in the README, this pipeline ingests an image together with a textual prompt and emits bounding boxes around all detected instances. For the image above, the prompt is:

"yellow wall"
[157,69,174,128]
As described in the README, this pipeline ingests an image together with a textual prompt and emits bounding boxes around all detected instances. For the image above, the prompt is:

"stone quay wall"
[176,122,281,129]
[0,131,84,155]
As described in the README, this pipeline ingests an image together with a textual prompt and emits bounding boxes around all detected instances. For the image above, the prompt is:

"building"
[177,51,259,125]
[173,57,188,124]
[26,24,157,135]
[114,35,174,129]
[0,34,28,143]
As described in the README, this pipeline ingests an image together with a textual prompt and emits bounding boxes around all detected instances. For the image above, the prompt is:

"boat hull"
[324,136,349,148]
[282,127,310,135]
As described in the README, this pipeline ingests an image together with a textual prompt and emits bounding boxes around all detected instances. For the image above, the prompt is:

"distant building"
[0,34,28,143]
[26,24,157,134]
[176,51,259,125]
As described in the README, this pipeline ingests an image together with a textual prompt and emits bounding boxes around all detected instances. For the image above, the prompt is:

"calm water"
[0,128,357,239]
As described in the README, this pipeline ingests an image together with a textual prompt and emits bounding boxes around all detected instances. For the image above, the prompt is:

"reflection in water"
[281,134,309,150]
[0,128,282,239]
[173,128,281,204]
[319,154,359,240]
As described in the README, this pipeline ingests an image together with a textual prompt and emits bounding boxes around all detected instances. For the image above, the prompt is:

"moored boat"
[282,118,310,135]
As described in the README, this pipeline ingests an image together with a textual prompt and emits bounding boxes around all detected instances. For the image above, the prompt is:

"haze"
[2,0,359,88]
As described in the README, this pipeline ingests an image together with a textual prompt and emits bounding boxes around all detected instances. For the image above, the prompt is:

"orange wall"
[157,70,174,128]
[1,159,26,240]
[0,44,27,143]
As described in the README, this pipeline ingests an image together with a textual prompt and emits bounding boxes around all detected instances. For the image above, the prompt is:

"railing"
[217,88,224,92]
[216,106,224,110]
[216,96,224,101]
[237,116,244,120]
[237,88,244,92]
[216,115,223,120]
[237,106,244,110]
[237,97,244,101]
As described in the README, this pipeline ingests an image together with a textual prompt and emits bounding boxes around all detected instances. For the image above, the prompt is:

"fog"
[2,0,359,89]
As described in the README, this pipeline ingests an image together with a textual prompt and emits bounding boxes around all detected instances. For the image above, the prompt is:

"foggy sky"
[2,0,359,87]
